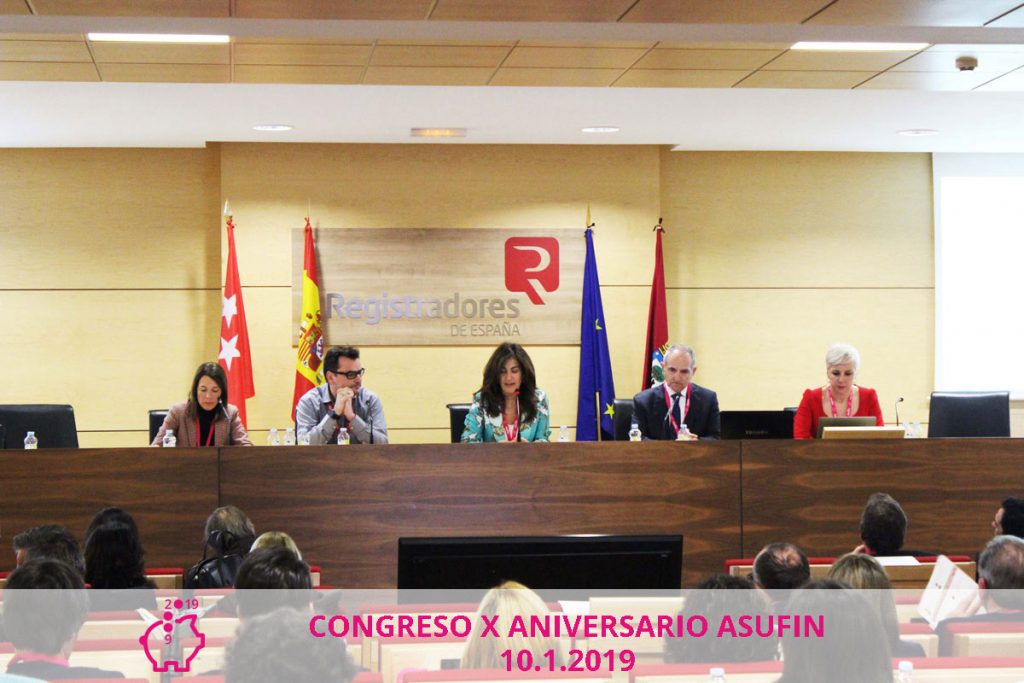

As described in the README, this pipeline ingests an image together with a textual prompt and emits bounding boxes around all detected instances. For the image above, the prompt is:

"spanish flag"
[291,217,324,418]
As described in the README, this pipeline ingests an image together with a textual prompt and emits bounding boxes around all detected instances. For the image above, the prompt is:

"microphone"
[515,390,522,442]
[368,403,374,445]
[894,397,904,426]
[219,399,229,420]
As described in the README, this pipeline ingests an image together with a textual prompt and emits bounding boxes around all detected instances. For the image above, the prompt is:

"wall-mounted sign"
[292,228,584,346]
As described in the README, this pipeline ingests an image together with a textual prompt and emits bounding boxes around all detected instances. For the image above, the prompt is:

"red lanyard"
[663,384,690,434]
[195,416,216,447]
[827,387,853,417]
[503,394,520,442]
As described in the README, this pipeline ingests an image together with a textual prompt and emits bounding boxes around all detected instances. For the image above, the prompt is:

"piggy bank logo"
[140,599,206,673]
[504,237,560,305]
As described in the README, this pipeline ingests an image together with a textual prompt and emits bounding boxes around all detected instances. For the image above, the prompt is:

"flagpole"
[595,394,602,442]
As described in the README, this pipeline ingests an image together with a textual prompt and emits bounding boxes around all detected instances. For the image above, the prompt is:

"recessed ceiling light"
[252,124,293,132]
[581,126,620,133]
[897,129,938,137]
[87,33,230,43]
[791,42,929,52]
[410,128,467,138]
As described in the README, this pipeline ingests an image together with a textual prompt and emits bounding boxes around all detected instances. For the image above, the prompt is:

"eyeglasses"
[329,368,365,380]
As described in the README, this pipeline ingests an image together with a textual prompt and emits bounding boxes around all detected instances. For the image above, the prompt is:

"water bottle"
[628,421,642,442]
[298,432,311,446]
[558,426,570,442]
[283,427,296,446]
[267,428,280,446]
[911,421,923,438]
[709,667,726,683]
[337,427,350,445]
[161,429,175,448]
[895,660,914,683]
[24,431,38,449]
[677,423,692,441]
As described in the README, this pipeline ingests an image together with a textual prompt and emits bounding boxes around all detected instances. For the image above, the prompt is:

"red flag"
[292,217,324,418]
[642,222,669,389]
[218,216,255,426]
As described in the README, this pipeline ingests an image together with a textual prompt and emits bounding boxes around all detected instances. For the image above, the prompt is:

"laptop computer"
[721,410,795,440]
[816,416,878,439]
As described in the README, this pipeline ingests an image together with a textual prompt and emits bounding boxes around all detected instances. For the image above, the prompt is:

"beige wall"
[0,145,937,446]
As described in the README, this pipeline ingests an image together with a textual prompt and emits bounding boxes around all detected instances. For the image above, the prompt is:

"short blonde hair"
[825,343,860,373]
[461,581,564,669]
[250,531,302,561]
[827,553,900,651]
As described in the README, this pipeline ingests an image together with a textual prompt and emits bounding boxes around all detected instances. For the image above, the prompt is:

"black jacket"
[632,383,721,440]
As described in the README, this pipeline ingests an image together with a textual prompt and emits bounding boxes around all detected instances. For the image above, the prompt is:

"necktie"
[671,393,682,427]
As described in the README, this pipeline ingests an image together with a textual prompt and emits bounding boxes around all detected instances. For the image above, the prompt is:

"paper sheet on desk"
[875,555,920,566]
[918,555,982,629]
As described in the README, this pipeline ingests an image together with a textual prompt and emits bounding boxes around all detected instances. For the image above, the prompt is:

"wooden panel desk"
[219,440,742,587]
[0,448,218,569]
[741,438,1022,560]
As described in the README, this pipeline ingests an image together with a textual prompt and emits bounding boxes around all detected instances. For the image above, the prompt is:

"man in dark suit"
[632,344,720,440]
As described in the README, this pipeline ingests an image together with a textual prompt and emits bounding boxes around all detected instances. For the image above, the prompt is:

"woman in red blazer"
[794,343,885,439]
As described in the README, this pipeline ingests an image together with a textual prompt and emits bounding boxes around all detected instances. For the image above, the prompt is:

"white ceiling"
[3,12,1024,151]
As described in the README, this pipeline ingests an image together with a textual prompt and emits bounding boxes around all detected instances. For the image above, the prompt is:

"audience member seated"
[855,492,934,556]
[250,531,303,560]
[185,505,256,589]
[235,548,314,619]
[4,559,126,680]
[753,542,810,611]
[937,534,1024,651]
[793,343,884,439]
[664,574,778,664]
[461,343,551,443]
[993,497,1024,538]
[84,510,157,611]
[12,524,84,577]
[462,580,564,669]
[776,580,892,683]
[226,607,358,683]
[152,361,252,447]
[826,552,925,657]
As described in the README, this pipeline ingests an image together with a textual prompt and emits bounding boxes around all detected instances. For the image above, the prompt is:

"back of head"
[13,524,85,578]
[779,580,892,683]
[859,492,907,555]
[665,574,777,664]
[827,553,900,648]
[462,581,561,670]
[84,521,149,589]
[980,535,1024,609]
[753,542,810,590]
[5,559,89,656]
[204,505,256,556]
[1001,498,1024,538]
[251,531,303,561]
[85,507,139,540]
[235,548,313,619]
[226,607,357,683]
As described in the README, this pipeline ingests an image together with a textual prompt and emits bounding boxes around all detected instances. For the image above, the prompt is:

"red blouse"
[793,386,885,439]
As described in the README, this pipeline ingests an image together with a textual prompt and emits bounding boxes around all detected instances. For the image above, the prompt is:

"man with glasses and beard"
[295,345,389,445]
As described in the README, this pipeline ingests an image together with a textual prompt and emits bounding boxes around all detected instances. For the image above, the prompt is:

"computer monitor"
[816,416,877,439]
[720,410,795,439]
[397,534,683,591]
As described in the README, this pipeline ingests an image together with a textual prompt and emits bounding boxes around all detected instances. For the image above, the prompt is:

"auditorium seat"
[379,636,468,683]
[612,399,634,441]
[404,670,612,683]
[927,391,1010,437]
[147,566,184,589]
[358,603,484,671]
[446,403,471,443]
[943,622,1024,657]
[148,409,169,444]
[900,622,939,657]
[0,403,78,448]
[629,659,1024,683]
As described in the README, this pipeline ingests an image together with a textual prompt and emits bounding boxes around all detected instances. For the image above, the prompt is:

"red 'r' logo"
[504,238,559,305]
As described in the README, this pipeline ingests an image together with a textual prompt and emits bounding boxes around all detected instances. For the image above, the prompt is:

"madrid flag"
[642,221,669,389]
[292,218,325,418]
[218,216,255,426]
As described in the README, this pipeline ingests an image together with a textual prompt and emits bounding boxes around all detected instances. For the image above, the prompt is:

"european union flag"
[576,227,617,441]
